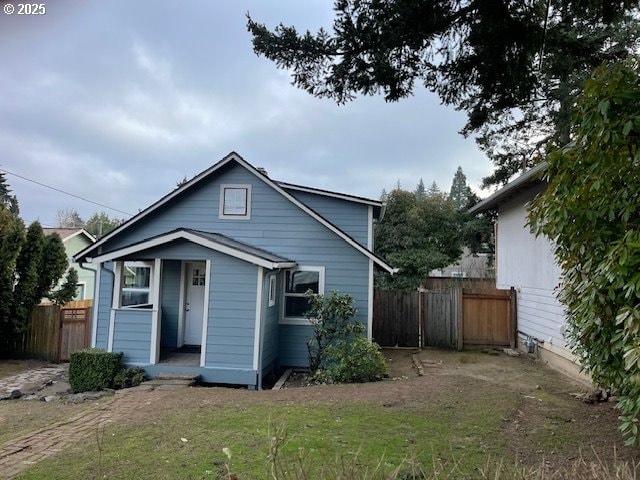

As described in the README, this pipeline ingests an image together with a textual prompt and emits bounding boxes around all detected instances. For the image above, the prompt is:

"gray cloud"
[0,1,492,227]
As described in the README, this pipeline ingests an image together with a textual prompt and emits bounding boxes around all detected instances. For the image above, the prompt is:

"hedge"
[68,348,123,393]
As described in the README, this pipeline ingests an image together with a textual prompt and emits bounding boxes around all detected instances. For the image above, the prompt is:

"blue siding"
[144,365,256,385]
[94,161,373,375]
[260,271,280,377]
[206,253,257,369]
[279,325,314,367]
[285,190,369,248]
[112,309,152,365]
[160,260,181,348]
[95,262,114,350]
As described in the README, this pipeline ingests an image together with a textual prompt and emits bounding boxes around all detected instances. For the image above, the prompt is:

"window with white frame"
[283,266,325,320]
[268,275,277,307]
[219,184,252,219]
[121,261,152,307]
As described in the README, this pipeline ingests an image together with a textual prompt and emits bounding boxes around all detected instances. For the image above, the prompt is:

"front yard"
[9,349,638,479]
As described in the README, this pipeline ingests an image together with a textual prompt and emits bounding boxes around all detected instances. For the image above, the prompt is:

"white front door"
[184,262,206,345]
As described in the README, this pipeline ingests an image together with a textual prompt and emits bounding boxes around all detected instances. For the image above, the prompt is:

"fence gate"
[423,289,459,349]
[59,307,91,361]
[462,291,512,346]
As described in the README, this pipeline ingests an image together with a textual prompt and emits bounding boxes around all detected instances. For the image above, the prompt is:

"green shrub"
[318,335,388,383]
[113,367,146,389]
[68,348,123,393]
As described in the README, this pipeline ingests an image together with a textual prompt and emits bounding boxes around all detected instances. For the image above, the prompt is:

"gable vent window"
[219,184,252,219]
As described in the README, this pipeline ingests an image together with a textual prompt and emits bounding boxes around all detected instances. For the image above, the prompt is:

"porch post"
[150,258,163,365]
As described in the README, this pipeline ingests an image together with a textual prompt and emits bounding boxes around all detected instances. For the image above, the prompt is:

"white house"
[470,164,589,383]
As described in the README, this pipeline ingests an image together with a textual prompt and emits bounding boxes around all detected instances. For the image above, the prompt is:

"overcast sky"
[0,1,494,227]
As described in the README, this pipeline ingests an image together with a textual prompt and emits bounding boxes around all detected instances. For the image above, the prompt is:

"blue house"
[75,152,396,388]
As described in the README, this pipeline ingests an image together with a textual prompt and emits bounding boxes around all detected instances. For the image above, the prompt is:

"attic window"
[219,184,252,219]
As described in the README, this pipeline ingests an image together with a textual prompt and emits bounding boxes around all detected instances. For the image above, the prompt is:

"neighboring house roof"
[43,228,96,243]
[469,162,547,214]
[92,228,296,270]
[75,152,397,273]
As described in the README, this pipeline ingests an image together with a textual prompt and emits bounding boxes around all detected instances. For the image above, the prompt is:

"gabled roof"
[43,228,96,243]
[276,181,384,218]
[91,228,296,270]
[75,152,397,274]
[469,162,547,214]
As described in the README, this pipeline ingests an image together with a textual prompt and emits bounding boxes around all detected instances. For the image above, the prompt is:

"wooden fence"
[372,290,420,347]
[373,279,516,350]
[1,302,92,362]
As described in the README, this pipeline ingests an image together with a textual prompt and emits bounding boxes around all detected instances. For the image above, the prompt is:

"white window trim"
[219,183,252,220]
[268,274,277,307]
[118,261,154,309]
[280,266,325,325]
[75,281,87,300]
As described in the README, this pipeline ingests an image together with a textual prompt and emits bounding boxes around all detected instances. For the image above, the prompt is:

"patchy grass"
[0,359,47,380]
[0,400,106,445]
[17,388,517,479]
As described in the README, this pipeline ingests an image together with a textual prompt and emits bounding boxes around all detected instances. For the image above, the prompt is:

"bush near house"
[69,349,145,393]
[305,290,387,383]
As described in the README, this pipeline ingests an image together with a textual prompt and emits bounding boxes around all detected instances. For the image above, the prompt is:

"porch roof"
[86,228,297,270]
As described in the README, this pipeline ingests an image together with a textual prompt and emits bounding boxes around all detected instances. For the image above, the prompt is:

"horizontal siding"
[205,252,257,369]
[261,272,280,377]
[94,162,373,371]
[279,324,313,367]
[95,262,114,350]
[517,286,567,350]
[112,309,152,365]
[161,260,181,348]
[283,190,369,248]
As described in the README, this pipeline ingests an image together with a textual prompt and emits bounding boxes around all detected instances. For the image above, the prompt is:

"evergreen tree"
[426,181,442,198]
[0,206,25,338]
[375,188,461,289]
[449,167,474,210]
[50,268,79,306]
[415,179,426,199]
[0,172,19,216]
[379,188,388,202]
[11,222,45,333]
[248,1,640,186]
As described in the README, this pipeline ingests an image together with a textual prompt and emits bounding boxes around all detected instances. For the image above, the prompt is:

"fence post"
[455,287,463,351]
[417,287,425,349]
[509,287,517,349]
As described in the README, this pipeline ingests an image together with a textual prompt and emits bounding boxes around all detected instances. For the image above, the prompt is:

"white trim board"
[92,230,296,270]
[149,258,162,365]
[277,182,383,207]
[75,152,397,274]
[90,266,101,348]
[253,266,264,371]
[177,261,187,348]
[199,260,211,367]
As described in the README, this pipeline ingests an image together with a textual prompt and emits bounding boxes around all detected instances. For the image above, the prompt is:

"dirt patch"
[0,360,48,380]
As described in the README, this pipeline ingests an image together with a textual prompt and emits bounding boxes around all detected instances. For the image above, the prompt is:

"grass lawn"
[12,350,638,479]
[17,390,516,479]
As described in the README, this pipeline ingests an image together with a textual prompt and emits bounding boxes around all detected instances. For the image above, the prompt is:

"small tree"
[56,208,84,228]
[50,268,79,305]
[305,290,359,372]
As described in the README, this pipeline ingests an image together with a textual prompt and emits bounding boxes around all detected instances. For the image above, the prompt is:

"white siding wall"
[496,188,567,351]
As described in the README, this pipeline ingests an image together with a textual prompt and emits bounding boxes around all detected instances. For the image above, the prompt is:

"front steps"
[147,373,201,390]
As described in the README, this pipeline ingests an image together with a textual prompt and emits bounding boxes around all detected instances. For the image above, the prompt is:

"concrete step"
[148,373,200,388]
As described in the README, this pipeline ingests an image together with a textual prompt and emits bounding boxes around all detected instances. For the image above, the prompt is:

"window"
[75,283,85,300]
[283,266,325,320]
[219,184,252,219]
[121,262,152,307]
[268,275,277,307]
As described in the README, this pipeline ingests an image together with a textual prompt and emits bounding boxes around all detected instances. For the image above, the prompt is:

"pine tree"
[415,179,426,199]
[449,167,473,210]
[50,268,79,306]
[0,172,19,216]
[426,181,442,198]
[379,188,388,202]
[0,206,25,339]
